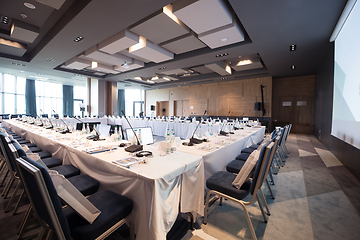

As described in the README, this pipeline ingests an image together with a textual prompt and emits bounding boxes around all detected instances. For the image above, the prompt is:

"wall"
[315,42,360,181]
[146,76,272,117]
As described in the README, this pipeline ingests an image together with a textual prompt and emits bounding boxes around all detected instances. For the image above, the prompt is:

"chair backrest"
[249,141,272,194]
[261,137,279,185]
[15,156,71,240]
[0,132,17,174]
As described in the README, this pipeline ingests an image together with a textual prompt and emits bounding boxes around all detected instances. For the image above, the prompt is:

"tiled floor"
[180,134,360,240]
[1,134,360,240]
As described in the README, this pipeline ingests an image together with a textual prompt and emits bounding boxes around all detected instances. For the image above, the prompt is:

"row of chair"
[203,124,292,240]
[0,127,134,240]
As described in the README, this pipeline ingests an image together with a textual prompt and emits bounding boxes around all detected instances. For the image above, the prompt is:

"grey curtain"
[118,89,125,116]
[25,79,37,117]
[63,85,74,117]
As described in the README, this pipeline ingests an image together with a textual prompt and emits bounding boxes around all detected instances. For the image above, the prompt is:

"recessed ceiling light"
[74,36,84,42]
[220,77,228,80]
[291,65,296,70]
[236,60,253,66]
[24,2,36,9]
[216,53,229,58]
[46,58,54,62]
[91,61,98,69]
[1,16,10,24]
[21,13,27,18]
[221,38,227,42]
[158,67,166,70]
[147,80,155,84]
[290,44,296,51]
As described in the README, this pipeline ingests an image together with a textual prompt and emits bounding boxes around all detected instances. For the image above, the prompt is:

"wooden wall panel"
[146,76,272,117]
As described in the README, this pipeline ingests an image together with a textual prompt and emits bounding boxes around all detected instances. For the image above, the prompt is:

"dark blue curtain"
[25,79,37,117]
[63,85,74,117]
[118,89,125,116]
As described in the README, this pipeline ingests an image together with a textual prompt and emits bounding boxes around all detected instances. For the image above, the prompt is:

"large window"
[74,86,87,117]
[125,89,144,117]
[0,74,26,114]
[36,81,63,117]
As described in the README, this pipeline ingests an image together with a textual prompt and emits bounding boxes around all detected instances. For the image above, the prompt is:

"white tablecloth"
[106,118,222,139]
[177,126,265,182]
[3,120,203,240]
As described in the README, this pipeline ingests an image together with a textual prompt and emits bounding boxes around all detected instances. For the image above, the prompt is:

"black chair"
[204,142,274,240]
[15,156,134,240]
[76,122,101,132]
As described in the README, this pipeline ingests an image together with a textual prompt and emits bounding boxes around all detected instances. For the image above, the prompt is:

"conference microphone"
[74,117,102,141]
[189,110,207,145]
[121,110,143,152]
[219,111,231,136]
[36,112,44,127]
[234,113,244,130]
[59,118,70,134]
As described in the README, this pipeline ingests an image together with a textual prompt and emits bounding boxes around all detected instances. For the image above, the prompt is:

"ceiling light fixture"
[163,77,171,81]
[290,44,296,51]
[236,60,252,66]
[46,58,54,62]
[1,16,10,24]
[147,80,155,84]
[221,77,228,80]
[151,76,159,80]
[158,67,166,70]
[216,53,229,58]
[21,14,27,18]
[291,65,296,70]
[91,61,98,69]
[24,2,36,9]
[134,77,143,80]
[221,38,227,42]
[74,36,84,42]
[122,61,130,69]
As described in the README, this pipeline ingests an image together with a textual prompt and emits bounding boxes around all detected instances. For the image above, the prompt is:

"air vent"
[1,16,10,25]
[124,84,132,87]
[141,85,152,88]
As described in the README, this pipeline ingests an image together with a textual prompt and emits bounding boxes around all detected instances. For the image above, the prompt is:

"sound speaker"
[151,105,155,111]
[254,102,261,111]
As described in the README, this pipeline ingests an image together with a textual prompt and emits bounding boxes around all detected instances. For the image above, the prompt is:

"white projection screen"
[332,0,360,149]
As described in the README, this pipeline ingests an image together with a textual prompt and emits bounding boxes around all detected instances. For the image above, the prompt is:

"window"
[36,81,63,117]
[0,74,26,114]
[74,86,87,117]
[125,89,144,116]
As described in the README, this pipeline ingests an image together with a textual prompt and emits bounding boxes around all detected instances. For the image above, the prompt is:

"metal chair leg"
[0,169,9,186]
[2,176,15,198]
[239,201,258,240]
[203,191,212,225]
[17,205,32,237]
[265,179,275,199]
[13,190,25,215]
[5,180,21,212]
[256,195,267,223]
[259,188,270,215]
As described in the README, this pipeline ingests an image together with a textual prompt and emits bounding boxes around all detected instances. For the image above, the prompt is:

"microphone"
[219,111,231,136]
[59,118,70,134]
[121,110,143,152]
[36,113,44,127]
[189,110,207,145]
[75,117,101,141]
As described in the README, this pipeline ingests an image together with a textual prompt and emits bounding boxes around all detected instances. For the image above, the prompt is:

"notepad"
[113,157,141,167]
[83,146,115,154]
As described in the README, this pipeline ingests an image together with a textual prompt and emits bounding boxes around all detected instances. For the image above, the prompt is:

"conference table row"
[2,120,264,240]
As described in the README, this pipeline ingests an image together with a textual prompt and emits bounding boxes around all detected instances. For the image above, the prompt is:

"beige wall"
[145,76,272,117]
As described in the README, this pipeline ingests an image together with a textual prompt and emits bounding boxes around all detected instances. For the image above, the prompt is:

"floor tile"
[300,155,327,170]
[328,166,360,189]
[308,190,360,240]
[342,187,360,216]
[315,147,342,167]
[303,168,341,197]
[279,156,303,173]
[298,149,317,157]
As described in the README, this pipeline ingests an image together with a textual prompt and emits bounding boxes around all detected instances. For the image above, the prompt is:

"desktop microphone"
[189,110,207,145]
[234,113,244,130]
[74,117,101,141]
[59,118,70,134]
[36,112,44,127]
[219,111,231,136]
[121,110,143,152]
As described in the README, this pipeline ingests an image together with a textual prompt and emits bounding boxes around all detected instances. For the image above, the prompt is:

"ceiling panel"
[0,38,27,57]
[128,36,173,63]
[36,0,66,10]
[191,65,214,74]
[161,68,188,75]
[172,0,232,34]
[205,61,232,75]
[64,57,91,70]
[130,4,190,44]
[198,17,244,49]
[10,20,40,43]
[84,46,132,65]
[92,63,118,74]
[160,31,206,54]
[98,29,139,55]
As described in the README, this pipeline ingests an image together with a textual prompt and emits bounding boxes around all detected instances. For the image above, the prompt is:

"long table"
[107,118,222,139]
[3,120,203,240]
[3,120,264,239]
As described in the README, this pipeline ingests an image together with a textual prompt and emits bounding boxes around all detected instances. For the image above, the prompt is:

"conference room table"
[3,120,204,240]
[107,117,223,139]
[177,126,265,182]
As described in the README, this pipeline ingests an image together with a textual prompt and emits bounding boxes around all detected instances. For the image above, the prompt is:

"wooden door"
[182,100,190,117]
[174,100,183,116]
